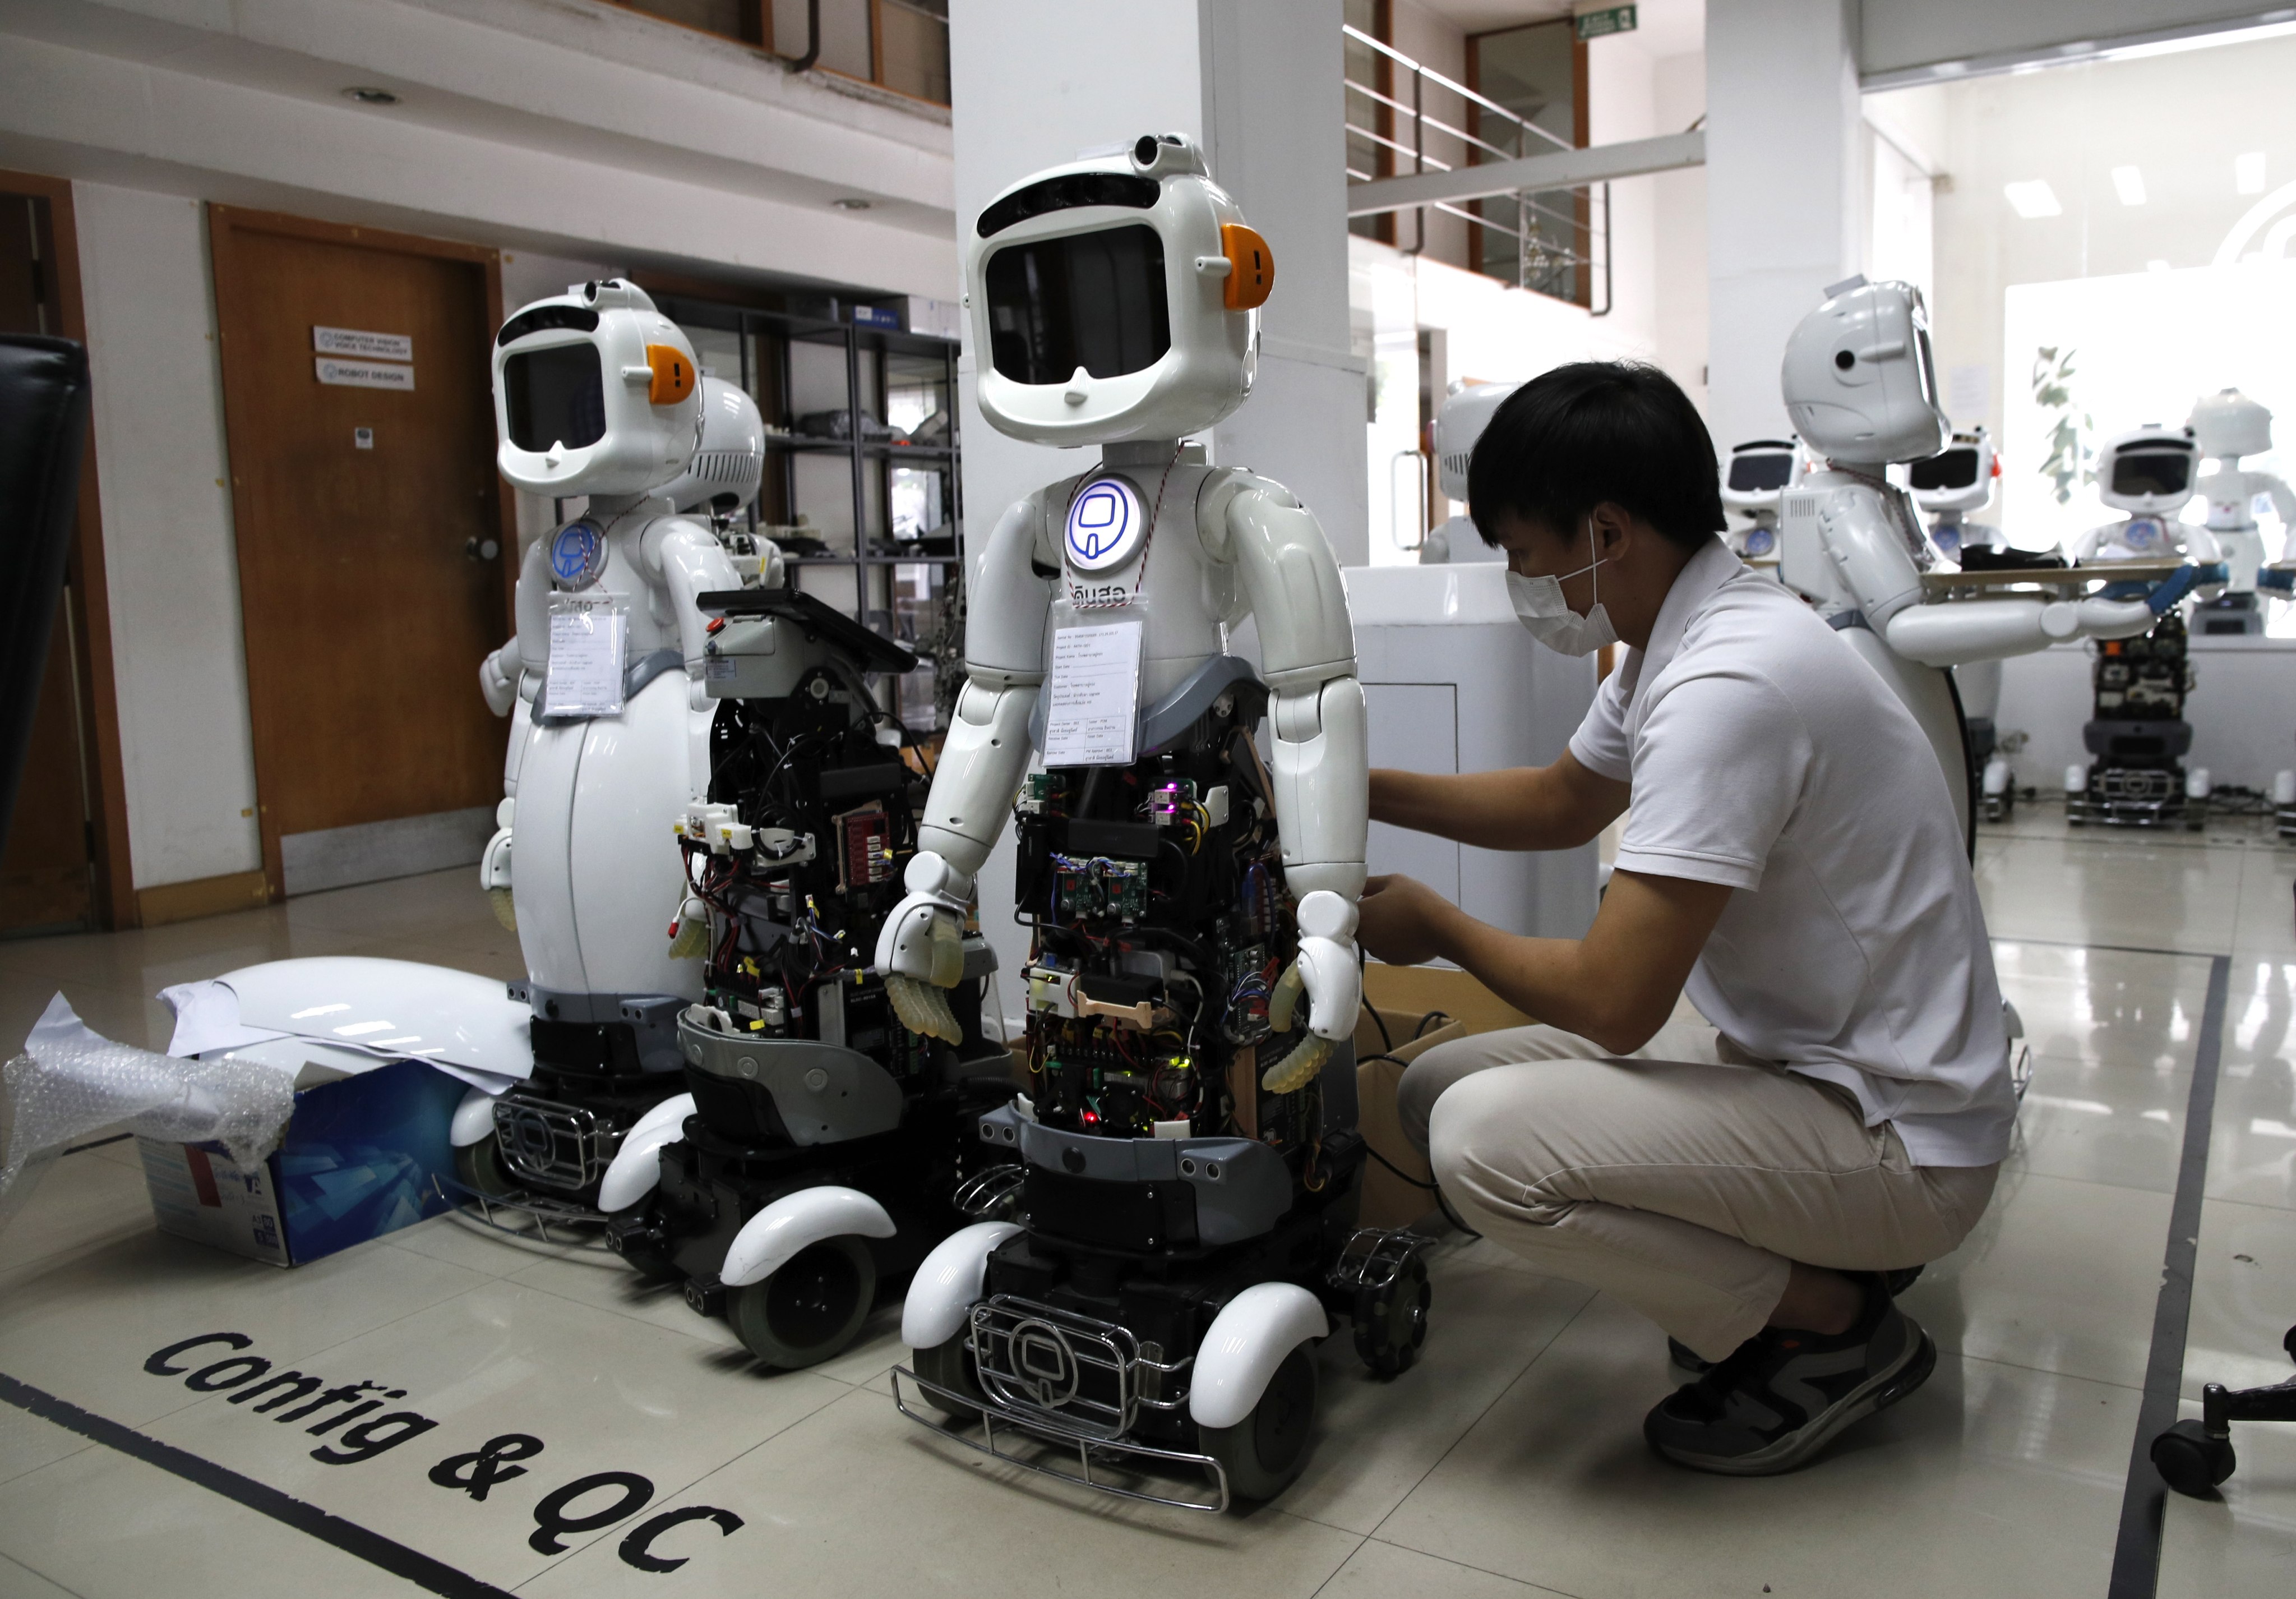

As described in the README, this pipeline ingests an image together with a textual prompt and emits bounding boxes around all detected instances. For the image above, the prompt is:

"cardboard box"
[1353,1004,1470,1231]
[137,1058,464,1266]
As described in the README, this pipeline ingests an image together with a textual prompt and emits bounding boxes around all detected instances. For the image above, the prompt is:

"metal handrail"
[1344,83,1512,167]
[1342,23,1572,156]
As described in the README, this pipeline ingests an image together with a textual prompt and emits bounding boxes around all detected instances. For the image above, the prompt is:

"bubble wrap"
[0,993,298,1225]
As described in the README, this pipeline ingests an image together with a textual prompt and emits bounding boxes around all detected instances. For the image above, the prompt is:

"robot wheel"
[1198,1342,1319,1506]
[453,1138,519,1201]
[1351,1252,1432,1379]
[727,1236,877,1370]
[909,1334,987,1427]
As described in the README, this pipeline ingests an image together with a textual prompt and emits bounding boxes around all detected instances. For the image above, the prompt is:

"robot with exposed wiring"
[590,581,1019,1369]
[1777,277,2192,847]
[452,283,781,1208]
[880,134,1424,1511]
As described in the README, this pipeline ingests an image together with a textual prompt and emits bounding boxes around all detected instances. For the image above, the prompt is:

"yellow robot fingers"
[488,887,518,934]
[1260,1033,1334,1095]
[1267,960,1307,1035]
[887,973,963,1044]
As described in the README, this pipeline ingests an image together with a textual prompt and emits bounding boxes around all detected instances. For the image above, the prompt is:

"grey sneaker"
[1643,1278,1935,1476]
[1666,1265,1926,1375]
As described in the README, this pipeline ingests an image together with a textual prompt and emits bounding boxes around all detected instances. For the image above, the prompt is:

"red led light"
[1081,1110,1099,1125]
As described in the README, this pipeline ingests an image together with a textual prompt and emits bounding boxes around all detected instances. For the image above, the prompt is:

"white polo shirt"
[1568,536,2015,1166]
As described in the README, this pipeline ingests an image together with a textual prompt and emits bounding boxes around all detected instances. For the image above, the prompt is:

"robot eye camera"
[1781,275,1949,467]
[493,278,702,499]
[968,133,1272,447]
[2096,426,2200,515]
[1909,427,1998,516]
[659,376,765,519]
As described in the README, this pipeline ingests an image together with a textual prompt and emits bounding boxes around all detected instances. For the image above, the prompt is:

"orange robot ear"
[645,344,695,405]
[1220,223,1274,311]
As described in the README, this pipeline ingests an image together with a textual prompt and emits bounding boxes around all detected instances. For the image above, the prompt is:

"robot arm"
[873,491,1056,1038]
[479,636,523,718]
[1881,592,2155,666]
[1205,471,1367,1046]
[480,536,553,716]
[641,517,741,668]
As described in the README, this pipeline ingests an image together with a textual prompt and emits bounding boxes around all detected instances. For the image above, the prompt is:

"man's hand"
[1356,874,1456,968]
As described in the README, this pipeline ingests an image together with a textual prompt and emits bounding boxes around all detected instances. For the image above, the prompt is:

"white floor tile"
[0,1551,81,1598]
[1372,1293,2141,1599]
[1320,1538,1573,1599]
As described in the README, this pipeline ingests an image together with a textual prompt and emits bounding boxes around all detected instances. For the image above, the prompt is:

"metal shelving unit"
[656,294,964,727]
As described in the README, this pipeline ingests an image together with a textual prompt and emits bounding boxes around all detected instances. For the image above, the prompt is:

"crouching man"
[1360,362,2012,1475]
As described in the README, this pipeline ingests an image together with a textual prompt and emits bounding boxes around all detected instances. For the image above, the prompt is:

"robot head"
[2189,387,2274,460]
[493,279,701,499]
[2095,426,2199,515]
[967,133,1270,447]
[1720,439,1799,515]
[659,377,765,518]
[1781,277,1948,467]
[1434,381,1521,501]
[1908,427,1997,517]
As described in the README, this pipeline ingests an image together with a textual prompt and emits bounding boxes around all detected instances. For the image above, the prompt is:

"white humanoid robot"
[465,280,774,1199]
[1909,427,2006,564]
[874,132,1366,1086]
[2189,388,2294,632]
[1419,381,1514,565]
[1720,439,1800,561]
[1778,277,2166,845]
[2071,427,2214,566]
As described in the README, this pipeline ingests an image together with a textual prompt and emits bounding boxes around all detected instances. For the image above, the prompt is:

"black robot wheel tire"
[452,1137,518,1200]
[2151,1420,2237,1497]
[1352,1252,1431,1378]
[727,1236,877,1370]
[910,1333,987,1426]
[1199,1343,1319,1506]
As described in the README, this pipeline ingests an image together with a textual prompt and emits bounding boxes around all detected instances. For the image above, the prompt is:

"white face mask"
[1505,519,1619,656]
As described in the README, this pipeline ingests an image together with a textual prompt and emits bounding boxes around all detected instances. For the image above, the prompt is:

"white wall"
[73,184,264,890]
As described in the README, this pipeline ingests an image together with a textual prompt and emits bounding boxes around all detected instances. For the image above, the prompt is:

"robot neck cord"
[1066,441,1186,611]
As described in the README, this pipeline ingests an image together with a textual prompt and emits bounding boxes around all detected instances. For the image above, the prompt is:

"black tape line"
[0,1371,516,1599]
[2106,952,2230,1599]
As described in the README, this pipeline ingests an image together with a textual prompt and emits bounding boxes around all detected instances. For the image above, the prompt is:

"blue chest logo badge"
[1064,477,1146,573]
[2126,518,2163,550]
[549,519,607,588]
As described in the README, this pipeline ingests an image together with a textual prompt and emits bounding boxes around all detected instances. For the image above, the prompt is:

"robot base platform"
[891,1223,1429,1514]
[458,1070,690,1217]
[2067,767,2203,832]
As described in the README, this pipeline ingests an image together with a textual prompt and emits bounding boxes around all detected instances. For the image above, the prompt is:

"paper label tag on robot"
[543,595,628,718]
[1042,620,1143,768]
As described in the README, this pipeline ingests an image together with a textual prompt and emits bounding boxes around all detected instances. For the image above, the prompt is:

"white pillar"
[946,0,1365,564]
[1704,0,1861,450]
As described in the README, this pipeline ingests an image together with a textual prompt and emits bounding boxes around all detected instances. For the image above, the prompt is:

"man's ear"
[1590,501,1632,556]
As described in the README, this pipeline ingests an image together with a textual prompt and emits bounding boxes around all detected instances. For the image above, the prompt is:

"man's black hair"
[1467,361,1724,551]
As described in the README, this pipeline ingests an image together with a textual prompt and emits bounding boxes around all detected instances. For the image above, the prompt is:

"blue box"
[137,1058,464,1266]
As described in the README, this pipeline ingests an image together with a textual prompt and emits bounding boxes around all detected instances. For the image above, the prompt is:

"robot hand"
[874,853,974,1044]
[479,642,520,718]
[480,814,514,932]
[1260,891,1361,1094]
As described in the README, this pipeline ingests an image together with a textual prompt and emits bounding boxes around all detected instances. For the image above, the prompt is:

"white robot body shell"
[969,136,1264,448]
[494,279,703,499]
[2094,427,2200,518]
[2191,388,2274,460]
[661,376,766,517]
[1781,277,1948,468]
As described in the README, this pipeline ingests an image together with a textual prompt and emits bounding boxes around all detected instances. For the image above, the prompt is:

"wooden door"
[0,190,98,934]
[208,208,513,896]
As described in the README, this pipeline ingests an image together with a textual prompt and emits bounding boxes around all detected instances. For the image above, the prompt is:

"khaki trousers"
[1399,1021,1999,1361]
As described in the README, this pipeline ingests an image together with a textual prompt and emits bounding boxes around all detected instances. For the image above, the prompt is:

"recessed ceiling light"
[343,86,399,105]
[832,197,873,211]
[2112,165,2146,206]
[2003,179,2063,219]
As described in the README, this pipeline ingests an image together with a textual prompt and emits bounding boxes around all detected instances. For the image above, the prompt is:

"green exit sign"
[1575,4,1637,40]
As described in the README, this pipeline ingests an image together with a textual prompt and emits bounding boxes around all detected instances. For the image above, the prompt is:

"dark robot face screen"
[504,342,608,452]
[985,225,1173,385]
[2113,449,2193,497]
[1907,448,1979,492]
[1728,453,1795,492]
